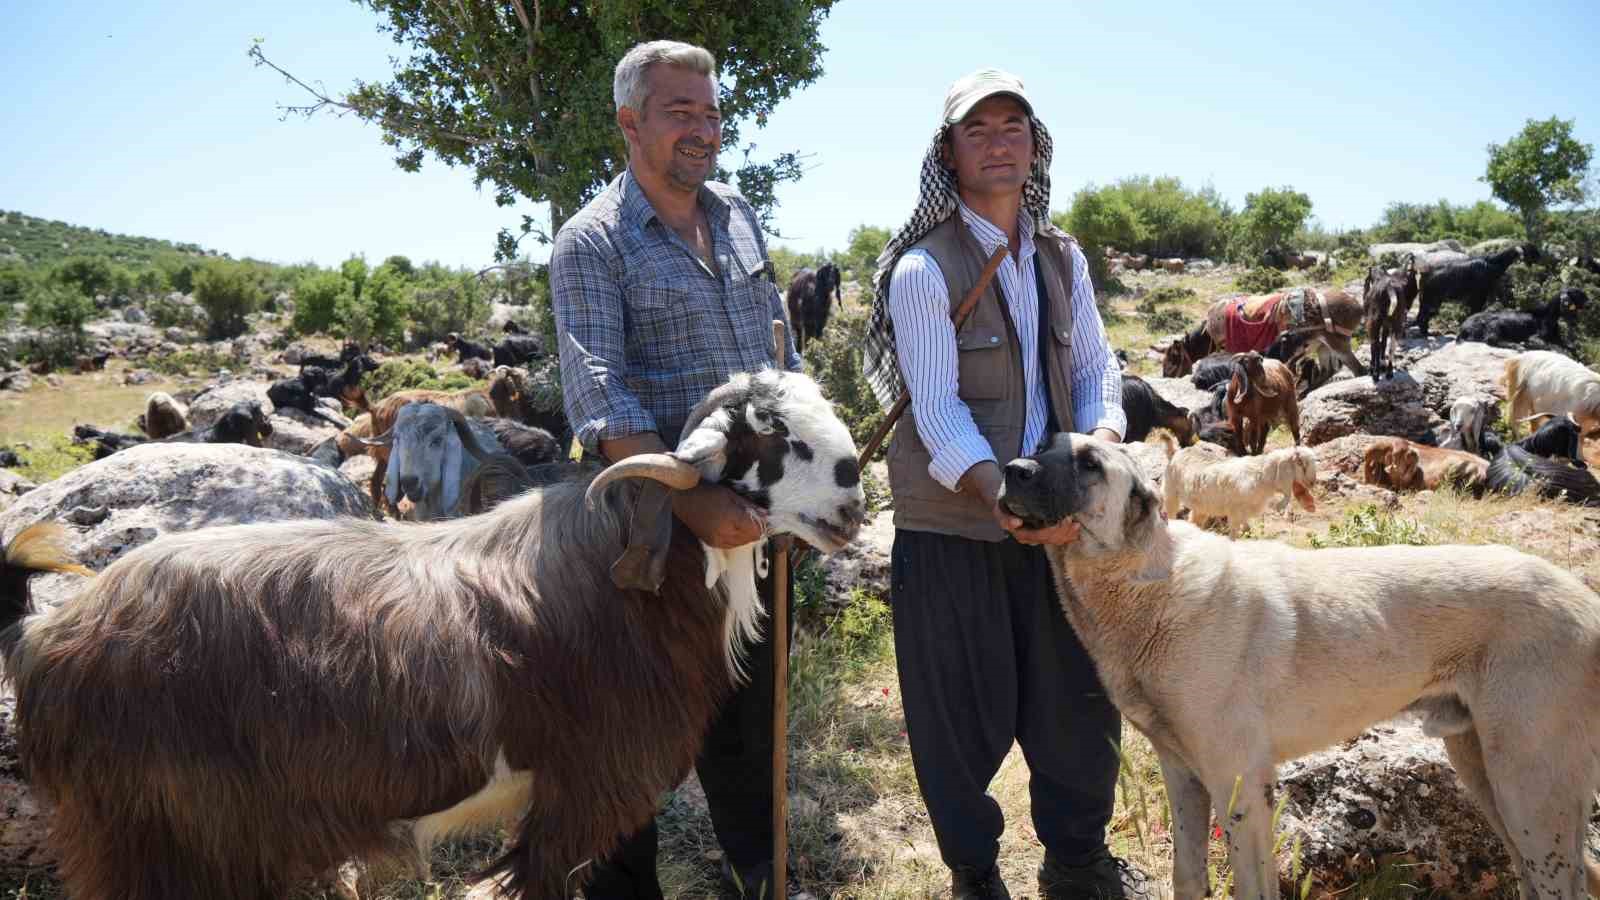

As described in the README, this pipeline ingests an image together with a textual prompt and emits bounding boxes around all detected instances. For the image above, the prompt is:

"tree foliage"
[252,0,837,257]
[1234,187,1313,263]
[23,281,95,347]
[193,262,265,339]
[1484,117,1593,242]
[1371,199,1523,245]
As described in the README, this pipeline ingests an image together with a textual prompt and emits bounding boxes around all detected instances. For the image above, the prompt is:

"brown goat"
[1225,351,1300,455]
[0,369,866,900]
[355,388,493,516]
[1363,255,1419,380]
[1362,436,1489,493]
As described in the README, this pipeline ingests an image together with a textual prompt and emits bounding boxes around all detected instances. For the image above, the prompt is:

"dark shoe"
[720,858,801,899]
[1037,848,1151,899]
[951,863,1011,900]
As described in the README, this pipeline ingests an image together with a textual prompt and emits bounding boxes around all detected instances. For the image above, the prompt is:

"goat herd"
[2,248,1600,900]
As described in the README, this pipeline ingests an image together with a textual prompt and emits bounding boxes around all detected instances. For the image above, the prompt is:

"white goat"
[1162,441,1318,538]
[1503,350,1600,437]
[1438,394,1497,457]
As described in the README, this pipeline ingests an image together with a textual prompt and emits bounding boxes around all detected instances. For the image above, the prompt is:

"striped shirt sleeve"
[887,249,996,492]
[1065,242,1127,439]
[549,227,659,452]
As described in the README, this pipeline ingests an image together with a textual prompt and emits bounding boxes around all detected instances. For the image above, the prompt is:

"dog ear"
[1123,477,1175,584]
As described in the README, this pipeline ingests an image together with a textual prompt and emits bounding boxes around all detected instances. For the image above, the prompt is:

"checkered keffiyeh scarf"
[862,116,1057,410]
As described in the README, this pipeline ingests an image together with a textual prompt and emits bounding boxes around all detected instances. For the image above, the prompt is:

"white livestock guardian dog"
[996,433,1600,900]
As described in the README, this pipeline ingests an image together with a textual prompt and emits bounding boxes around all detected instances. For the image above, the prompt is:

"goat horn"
[585,453,701,507]
[442,407,495,462]
[1516,412,1551,423]
[355,430,394,448]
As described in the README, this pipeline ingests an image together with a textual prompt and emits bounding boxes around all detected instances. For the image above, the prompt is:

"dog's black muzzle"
[996,434,1082,530]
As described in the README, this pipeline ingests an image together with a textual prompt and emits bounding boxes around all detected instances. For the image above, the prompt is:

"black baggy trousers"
[890,528,1121,871]
[584,542,793,900]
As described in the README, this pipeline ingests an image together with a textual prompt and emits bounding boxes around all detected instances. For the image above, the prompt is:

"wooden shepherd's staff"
[770,245,1008,897]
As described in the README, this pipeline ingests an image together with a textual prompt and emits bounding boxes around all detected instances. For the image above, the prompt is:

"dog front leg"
[1156,750,1212,900]
[1207,766,1279,900]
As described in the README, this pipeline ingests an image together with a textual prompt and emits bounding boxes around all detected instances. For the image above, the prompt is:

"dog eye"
[1081,456,1099,471]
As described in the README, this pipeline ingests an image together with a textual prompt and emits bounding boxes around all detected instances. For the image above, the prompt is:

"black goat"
[492,334,544,368]
[1513,414,1586,468]
[1190,354,1234,390]
[485,418,561,468]
[162,402,274,448]
[1121,374,1198,446]
[445,332,494,363]
[267,376,350,428]
[1414,245,1532,336]
[785,262,842,354]
[1264,330,1338,397]
[297,341,366,372]
[71,425,145,459]
[1457,288,1588,349]
[0,449,19,468]
[1569,255,1600,278]
[1486,445,1600,505]
[1362,256,1419,379]
[503,320,528,335]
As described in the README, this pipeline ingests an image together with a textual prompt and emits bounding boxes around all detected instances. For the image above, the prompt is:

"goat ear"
[439,433,466,517]
[384,442,403,508]
[609,480,676,593]
[677,417,731,477]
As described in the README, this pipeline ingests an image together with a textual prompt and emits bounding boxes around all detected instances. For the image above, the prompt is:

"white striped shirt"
[887,201,1125,491]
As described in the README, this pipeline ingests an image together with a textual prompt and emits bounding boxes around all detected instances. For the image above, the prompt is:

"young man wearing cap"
[863,70,1147,899]
[550,39,801,900]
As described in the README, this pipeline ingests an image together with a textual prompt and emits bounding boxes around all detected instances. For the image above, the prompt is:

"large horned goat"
[0,368,866,900]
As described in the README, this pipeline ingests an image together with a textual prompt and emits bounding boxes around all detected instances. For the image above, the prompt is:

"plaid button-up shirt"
[551,170,802,452]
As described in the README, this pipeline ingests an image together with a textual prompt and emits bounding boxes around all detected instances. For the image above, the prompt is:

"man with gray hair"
[550,39,801,900]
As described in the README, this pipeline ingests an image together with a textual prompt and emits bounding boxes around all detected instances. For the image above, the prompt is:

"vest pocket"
[955,328,1007,400]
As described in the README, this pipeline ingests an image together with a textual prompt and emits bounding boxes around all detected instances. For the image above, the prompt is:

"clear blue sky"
[3,1,1597,269]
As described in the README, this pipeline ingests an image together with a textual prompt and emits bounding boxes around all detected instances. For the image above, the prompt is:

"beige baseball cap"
[942,68,1033,125]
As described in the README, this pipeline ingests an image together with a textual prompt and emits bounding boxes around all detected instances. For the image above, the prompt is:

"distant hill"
[0,210,220,268]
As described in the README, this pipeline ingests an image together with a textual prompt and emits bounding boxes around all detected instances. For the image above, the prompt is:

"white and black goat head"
[361,402,504,521]
[586,369,867,555]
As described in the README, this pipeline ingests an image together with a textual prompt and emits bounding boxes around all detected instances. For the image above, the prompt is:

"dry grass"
[0,360,192,481]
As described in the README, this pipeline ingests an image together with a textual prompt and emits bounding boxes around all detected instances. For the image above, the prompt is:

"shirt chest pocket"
[623,275,712,364]
[955,326,1010,401]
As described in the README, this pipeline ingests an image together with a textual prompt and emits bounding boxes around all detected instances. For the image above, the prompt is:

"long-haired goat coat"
[0,369,865,900]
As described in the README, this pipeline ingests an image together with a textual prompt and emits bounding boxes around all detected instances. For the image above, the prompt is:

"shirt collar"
[620,168,730,231]
[956,198,1036,260]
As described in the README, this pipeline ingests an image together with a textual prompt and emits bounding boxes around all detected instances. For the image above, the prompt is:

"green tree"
[409,268,490,344]
[23,282,95,348]
[251,1,837,257]
[1234,187,1313,264]
[52,256,117,301]
[291,270,346,335]
[338,262,409,345]
[382,254,416,277]
[193,262,264,339]
[839,224,891,292]
[1484,117,1593,243]
[0,264,32,307]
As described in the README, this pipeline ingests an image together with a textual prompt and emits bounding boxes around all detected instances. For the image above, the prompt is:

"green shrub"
[146,293,206,331]
[291,271,344,335]
[800,301,883,453]
[193,262,263,339]
[1144,308,1190,334]
[408,269,490,345]
[23,281,94,352]
[336,263,408,346]
[1234,267,1289,293]
[1308,504,1432,548]
[142,347,235,376]
[52,256,120,303]
[364,359,479,402]
[1232,187,1313,264]
[1134,285,1196,315]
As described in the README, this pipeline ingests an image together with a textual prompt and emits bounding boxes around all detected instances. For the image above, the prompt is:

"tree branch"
[248,44,509,150]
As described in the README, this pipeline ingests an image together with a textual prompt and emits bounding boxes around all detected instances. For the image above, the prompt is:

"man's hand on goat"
[672,483,768,548]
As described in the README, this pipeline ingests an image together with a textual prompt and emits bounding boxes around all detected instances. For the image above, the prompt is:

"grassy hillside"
[0,209,218,268]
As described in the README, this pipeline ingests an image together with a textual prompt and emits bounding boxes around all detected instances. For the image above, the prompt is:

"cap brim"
[946,90,1033,126]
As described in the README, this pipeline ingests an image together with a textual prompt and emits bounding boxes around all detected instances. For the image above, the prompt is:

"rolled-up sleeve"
[888,250,996,492]
[1065,243,1127,439]
[550,228,658,452]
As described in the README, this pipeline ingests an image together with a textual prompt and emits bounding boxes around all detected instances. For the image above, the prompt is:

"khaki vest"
[886,215,1079,542]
